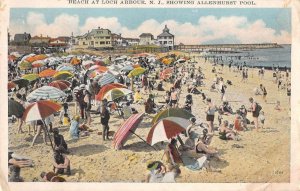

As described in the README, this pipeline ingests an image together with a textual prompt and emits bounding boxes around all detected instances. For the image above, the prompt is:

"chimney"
[98,27,100,29]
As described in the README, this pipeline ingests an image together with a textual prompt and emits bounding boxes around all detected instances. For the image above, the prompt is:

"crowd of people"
[7,51,291,182]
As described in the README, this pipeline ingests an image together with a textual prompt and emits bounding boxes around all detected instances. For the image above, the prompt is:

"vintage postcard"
[1,0,300,190]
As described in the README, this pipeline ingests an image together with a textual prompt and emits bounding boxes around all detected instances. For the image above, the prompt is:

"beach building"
[49,37,70,48]
[29,35,51,47]
[12,32,31,46]
[77,27,112,49]
[111,33,123,47]
[157,25,174,50]
[139,33,155,45]
[123,37,140,46]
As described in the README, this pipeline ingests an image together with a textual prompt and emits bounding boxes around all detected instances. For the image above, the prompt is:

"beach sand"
[8,55,290,182]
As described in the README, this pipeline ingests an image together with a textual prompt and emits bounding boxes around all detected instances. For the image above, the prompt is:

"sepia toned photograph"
[5,6,295,187]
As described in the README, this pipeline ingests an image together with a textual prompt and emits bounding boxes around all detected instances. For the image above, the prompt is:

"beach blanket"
[182,155,207,171]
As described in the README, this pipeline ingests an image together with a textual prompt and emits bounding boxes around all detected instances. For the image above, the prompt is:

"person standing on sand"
[101,99,110,141]
[260,84,267,103]
[248,97,261,131]
[205,98,218,133]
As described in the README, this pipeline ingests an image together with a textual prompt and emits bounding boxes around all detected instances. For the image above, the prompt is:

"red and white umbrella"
[22,100,61,122]
[146,119,186,146]
[49,81,69,90]
[112,113,144,150]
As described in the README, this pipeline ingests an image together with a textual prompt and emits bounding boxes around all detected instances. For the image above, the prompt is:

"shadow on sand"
[122,141,159,152]
[69,144,108,156]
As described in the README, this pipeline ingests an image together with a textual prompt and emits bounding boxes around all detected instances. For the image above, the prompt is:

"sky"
[9,8,291,44]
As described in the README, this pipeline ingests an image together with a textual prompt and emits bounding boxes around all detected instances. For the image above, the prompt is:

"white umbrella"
[27,86,67,102]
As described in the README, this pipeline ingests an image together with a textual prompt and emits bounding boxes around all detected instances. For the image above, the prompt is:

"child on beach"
[259,111,265,129]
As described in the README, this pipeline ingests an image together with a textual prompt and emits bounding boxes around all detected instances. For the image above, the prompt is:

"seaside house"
[123,38,140,46]
[157,25,174,50]
[49,37,70,48]
[29,35,51,47]
[111,33,123,47]
[139,33,154,45]
[77,27,112,49]
[12,32,31,46]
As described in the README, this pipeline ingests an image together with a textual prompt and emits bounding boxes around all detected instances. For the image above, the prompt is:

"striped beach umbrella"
[56,65,74,72]
[102,88,132,102]
[32,60,46,68]
[112,113,144,150]
[22,100,61,122]
[121,65,134,72]
[26,86,67,102]
[96,83,127,101]
[146,119,186,146]
[18,61,32,70]
[151,108,195,125]
[98,73,116,87]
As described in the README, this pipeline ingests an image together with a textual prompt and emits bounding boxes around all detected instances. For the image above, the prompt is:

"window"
[95,42,98,44]
[169,37,173,39]
[169,41,173,44]
[164,37,167,39]
[164,41,167,44]
[106,37,110,39]
[100,41,105,45]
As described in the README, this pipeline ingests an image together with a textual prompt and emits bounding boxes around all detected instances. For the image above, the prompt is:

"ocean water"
[205,44,291,69]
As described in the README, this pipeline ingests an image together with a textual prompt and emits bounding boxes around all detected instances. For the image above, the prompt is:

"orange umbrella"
[89,65,108,73]
[95,83,127,101]
[70,57,81,65]
[39,68,57,78]
[8,82,16,90]
[49,81,69,90]
[132,64,141,68]
[26,54,48,63]
[32,60,46,68]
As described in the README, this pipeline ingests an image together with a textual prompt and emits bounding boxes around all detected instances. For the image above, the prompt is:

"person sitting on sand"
[234,113,244,131]
[219,120,238,140]
[8,151,33,182]
[40,171,66,182]
[144,94,157,114]
[165,139,183,166]
[145,161,166,183]
[134,89,143,104]
[219,101,234,115]
[189,85,201,95]
[274,101,282,111]
[53,128,69,154]
[122,102,134,119]
[157,81,164,91]
[52,149,71,175]
[69,115,81,140]
[161,164,181,183]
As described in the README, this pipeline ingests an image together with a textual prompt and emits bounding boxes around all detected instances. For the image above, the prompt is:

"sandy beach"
[8,55,290,183]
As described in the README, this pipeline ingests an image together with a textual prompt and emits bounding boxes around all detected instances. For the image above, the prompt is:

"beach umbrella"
[98,73,116,87]
[94,60,106,66]
[89,65,108,73]
[32,60,46,68]
[121,65,134,72]
[52,80,71,87]
[102,88,132,102]
[96,83,127,101]
[8,99,25,117]
[82,60,94,69]
[163,117,192,129]
[22,100,61,122]
[56,65,74,72]
[22,74,40,82]
[8,55,17,62]
[39,68,57,78]
[132,64,141,68]
[26,86,67,102]
[49,81,69,90]
[151,108,195,125]
[18,61,32,70]
[146,119,186,146]
[162,58,172,65]
[13,79,29,88]
[8,82,16,90]
[160,68,173,80]
[127,67,146,78]
[27,54,48,63]
[70,57,81,65]
[104,57,111,65]
[175,58,186,64]
[112,113,144,150]
[22,100,61,150]
[53,71,74,80]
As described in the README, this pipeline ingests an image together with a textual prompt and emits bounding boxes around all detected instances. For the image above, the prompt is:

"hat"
[80,84,86,89]
[74,115,80,121]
